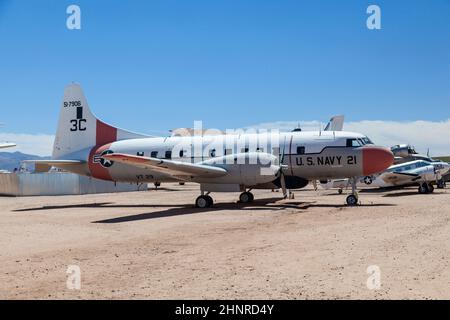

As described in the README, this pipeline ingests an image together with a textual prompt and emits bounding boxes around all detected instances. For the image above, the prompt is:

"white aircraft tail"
[324,115,345,131]
[52,83,148,159]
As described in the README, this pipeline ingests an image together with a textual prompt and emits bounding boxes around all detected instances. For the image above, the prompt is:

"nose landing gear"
[437,180,446,189]
[346,177,359,206]
[346,194,359,206]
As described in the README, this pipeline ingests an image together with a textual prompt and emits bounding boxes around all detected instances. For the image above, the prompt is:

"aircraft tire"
[196,196,212,208]
[437,180,446,189]
[346,195,358,206]
[205,195,214,207]
[418,183,429,194]
[428,184,435,193]
[338,189,343,195]
[239,192,254,203]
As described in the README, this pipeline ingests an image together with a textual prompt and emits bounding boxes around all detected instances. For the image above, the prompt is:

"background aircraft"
[391,144,434,164]
[322,159,450,194]
[30,84,393,207]
[0,124,16,149]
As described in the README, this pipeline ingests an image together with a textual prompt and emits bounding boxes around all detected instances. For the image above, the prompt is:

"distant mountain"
[0,152,50,172]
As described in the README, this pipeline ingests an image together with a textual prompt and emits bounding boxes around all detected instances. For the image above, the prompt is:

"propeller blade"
[280,172,287,199]
[280,137,286,164]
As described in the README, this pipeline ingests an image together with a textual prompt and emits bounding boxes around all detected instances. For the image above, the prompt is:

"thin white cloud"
[245,119,450,157]
[0,133,54,156]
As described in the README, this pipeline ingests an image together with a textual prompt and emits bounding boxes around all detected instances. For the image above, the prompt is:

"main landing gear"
[239,191,254,203]
[346,177,359,206]
[195,193,214,208]
[418,182,434,194]
[195,190,255,208]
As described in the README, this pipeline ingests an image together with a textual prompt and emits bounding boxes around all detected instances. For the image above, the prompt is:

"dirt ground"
[0,183,449,300]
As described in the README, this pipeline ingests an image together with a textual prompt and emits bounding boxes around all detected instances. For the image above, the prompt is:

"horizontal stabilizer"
[0,143,16,149]
[22,160,87,174]
[23,160,85,166]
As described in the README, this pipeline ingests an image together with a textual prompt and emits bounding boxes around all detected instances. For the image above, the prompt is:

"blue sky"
[1,0,450,138]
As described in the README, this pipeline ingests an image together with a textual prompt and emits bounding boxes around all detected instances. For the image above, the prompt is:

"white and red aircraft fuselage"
[33,84,394,207]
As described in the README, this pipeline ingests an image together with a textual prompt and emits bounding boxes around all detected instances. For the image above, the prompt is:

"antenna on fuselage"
[291,123,302,132]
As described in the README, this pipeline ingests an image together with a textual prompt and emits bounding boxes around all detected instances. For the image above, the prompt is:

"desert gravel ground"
[0,183,449,299]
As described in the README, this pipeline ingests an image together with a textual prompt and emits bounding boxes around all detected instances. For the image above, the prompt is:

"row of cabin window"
[137,146,307,159]
[135,140,366,160]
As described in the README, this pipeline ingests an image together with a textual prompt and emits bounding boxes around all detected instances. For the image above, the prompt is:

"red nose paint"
[362,147,394,176]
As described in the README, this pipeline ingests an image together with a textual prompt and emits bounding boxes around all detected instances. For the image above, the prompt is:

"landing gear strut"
[239,191,254,203]
[195,192,214,208]
[346,177,359,206]
[418,183,434,194]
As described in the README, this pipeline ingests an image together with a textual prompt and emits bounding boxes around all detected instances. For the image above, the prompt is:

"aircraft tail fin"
[52,83,148,159]
[324,115,345,131]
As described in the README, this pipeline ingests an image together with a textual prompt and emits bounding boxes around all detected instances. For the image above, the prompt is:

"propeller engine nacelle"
[391,144,417,158]
[200,152,280,186]
[272,176,308,189]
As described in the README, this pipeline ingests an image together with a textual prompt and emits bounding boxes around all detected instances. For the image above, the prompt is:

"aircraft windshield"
[362,137,374,145]
[347,137,374,147]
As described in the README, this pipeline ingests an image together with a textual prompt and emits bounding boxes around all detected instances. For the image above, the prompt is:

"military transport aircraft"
[29,83,394,207]
[321,159,450,194]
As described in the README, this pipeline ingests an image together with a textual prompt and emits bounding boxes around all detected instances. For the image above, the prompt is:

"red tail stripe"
[96,120,117,145]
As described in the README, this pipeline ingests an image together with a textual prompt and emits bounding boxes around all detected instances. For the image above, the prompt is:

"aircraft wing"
[102,153,228,178]
[0,143,16,149]
[380,171,421,184]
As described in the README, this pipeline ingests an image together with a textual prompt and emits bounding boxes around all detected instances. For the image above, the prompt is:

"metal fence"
[0,172,146,196]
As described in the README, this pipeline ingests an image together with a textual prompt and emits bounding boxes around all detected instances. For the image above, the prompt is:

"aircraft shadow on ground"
[92,198,295,223]
[13,197,396,223]
[358,186,417,194]
[298,203,396,209]
[92,200,396,224]
[14,197,288,213]
[382,191,444,197]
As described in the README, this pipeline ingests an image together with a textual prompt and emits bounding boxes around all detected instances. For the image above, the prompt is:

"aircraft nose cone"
[362,147,394,176]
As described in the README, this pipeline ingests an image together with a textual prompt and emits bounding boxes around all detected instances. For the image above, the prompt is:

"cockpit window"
[362,137,374,145]
[348,137,374,147]
[346,139,362,147]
